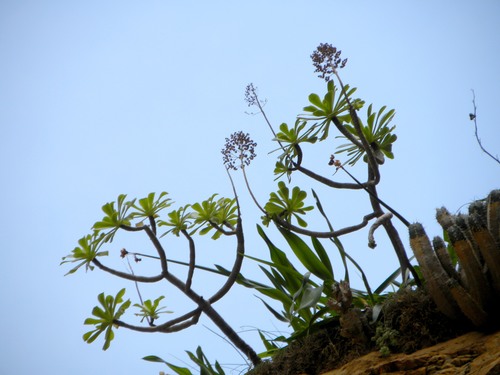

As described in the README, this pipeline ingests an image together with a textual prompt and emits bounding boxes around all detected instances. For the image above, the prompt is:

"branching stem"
[333,69,380,185]
[274,212,378,238]
[181,229,196,291]
[102,203,261,365]
[92,258,164,282]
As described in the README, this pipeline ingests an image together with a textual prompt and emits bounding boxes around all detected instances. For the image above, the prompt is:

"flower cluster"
[311,43,348,81]
[222,131,257,170]
[244,83,258,107]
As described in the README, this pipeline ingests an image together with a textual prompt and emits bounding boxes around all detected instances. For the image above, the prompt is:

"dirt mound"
[249,289,472,375]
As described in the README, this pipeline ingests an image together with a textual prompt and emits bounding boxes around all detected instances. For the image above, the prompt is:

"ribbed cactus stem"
[468,200,487,221]
[432,236,460,282]
[409,223,461,320]
[468,213,500,295]
[455,214,483,263]
[446,278,489,328]
[436,207,454,231]
[447,225,491,308]
[410,190,500,329]
[487,190,500,248]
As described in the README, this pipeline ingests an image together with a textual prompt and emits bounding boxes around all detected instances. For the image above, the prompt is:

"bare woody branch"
[273,212,378,238]
[92,258,164,283]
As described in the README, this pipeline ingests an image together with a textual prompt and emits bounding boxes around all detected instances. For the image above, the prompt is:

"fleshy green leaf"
[82,288,130,350]
[134,296,172,322]
[264,181,313,227]
[336,103,397,166]
[132,192,172,219]
[308,93,323,109]
[61,233,108,275]
[92,194,135,242]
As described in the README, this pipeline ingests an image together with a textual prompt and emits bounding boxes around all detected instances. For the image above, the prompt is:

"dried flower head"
[311,43,348,81]
[328,154,342,169]
[244,83,258,107]
[222,131,257,170]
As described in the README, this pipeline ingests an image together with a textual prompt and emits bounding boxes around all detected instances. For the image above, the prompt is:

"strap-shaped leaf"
[277,227,334,281]
[256,296,289,323]
[311,237,334,280]
[256,225,303,291]
[143,356,194,375]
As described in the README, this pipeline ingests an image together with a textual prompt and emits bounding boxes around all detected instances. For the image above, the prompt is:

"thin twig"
[247,85,301,176]
[125,251,160,260]
[340,166,410,227]
[470,90,500,165]
[124,255,156,326]
[242,165,266,214]
[202,324,249,367]
[249,86,282,148]
[120,224,169,273]
[125,256,144,304]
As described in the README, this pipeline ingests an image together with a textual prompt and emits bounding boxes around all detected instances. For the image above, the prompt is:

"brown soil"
[248,288,472,375]
[325,330,500,375]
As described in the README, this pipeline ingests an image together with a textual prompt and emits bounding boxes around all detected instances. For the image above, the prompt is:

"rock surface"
[319,330,500,375]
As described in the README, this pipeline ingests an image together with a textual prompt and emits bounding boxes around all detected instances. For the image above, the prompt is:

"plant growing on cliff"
[62,42,498,374]
[62,43,414,373]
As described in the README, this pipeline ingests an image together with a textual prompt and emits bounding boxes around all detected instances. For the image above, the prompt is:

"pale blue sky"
[1,1,499,374]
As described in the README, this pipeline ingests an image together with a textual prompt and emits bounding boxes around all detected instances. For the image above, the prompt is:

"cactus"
[408,189,500,329]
